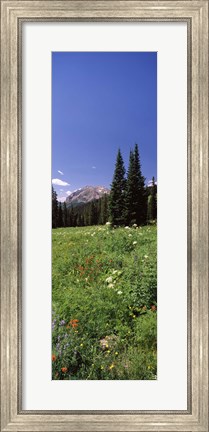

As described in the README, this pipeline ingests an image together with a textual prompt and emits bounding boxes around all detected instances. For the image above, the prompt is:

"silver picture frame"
[0,1,208,430]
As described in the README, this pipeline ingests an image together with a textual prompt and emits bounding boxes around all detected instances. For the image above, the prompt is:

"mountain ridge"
[66,185,110,206]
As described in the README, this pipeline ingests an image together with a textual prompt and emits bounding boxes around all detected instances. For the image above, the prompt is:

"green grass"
[52,224,157,380]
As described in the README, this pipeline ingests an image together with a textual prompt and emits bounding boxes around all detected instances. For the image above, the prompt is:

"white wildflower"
[125,226,130,229]
[106,221,111,226]
[132,223,137,228]
[108,283,114,288]
[128,234,132,237]
[106,276,113,283]
[144,255,149,259]
[117,291,123,295]
[133,241,137,245]
[112,270,118,275]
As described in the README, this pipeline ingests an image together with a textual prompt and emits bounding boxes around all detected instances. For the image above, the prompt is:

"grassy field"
[52,224,157,380]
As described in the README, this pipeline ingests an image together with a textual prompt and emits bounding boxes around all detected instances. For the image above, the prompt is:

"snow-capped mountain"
[66,185,110,206]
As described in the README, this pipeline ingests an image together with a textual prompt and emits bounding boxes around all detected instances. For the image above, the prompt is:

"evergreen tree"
[52,186,58,228]
[80,214,84,226]
[89,200,98,225]
[63,202,68,227]
[58,202,63,227]
[100,194,109,224]
[152,177,157,220]
[147,177,157,222]
[125,149,138,225]
[147,194,152,223]
[70,206,75,227]
[133,143,146,225]
[109,149,126,226]
[125,143,146,226]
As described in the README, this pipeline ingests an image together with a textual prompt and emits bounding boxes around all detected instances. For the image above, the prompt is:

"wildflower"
[112,270,118,274]
[128,234,132,237]
[106,221,111,226]
[61,367,68,373]
[144,255,149,259]
[115,352,118,356]
[59,319,66,326]
[108,283,114,288]
[125,226,130,229]
[101,366,104,370]
[132,223,137,228]
[117,290,122,295]
[133,241,137,245]
[151,305,156,311]
[106,276,113,283]
[69,319,79,328]
[52,354,56,362]
[80,343,83,347]
[109,363,115,370]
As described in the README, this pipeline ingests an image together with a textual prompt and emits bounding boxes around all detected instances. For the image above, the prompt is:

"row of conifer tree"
[52,144,157,228]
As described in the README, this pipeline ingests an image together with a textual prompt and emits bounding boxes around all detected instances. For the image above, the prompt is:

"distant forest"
[52,144,157,228]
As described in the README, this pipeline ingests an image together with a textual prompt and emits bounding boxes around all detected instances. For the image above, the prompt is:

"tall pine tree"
[109,149,126,226]
[52,186,58,228]
[134,143,146,225]
[125,144,146,226]
[125,149,138,225]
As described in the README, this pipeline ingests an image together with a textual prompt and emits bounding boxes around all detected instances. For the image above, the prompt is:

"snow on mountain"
[65,185,110,206]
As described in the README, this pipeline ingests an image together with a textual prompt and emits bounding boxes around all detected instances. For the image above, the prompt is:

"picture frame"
[0,0,208,431]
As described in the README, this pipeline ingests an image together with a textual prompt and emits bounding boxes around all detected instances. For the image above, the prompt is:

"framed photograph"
[0,0,208,431]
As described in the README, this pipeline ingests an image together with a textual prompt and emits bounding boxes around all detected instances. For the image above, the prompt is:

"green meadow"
[52,224,157,380]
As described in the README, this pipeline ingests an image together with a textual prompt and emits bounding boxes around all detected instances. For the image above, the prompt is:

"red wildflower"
[61,367,68,373]
[52,354,56,362]
[69,319,79,328]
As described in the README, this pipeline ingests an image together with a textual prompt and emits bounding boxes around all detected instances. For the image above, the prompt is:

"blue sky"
[52,52,157,202]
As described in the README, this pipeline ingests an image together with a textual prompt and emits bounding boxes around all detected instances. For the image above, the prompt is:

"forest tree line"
[52,144,157,228]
